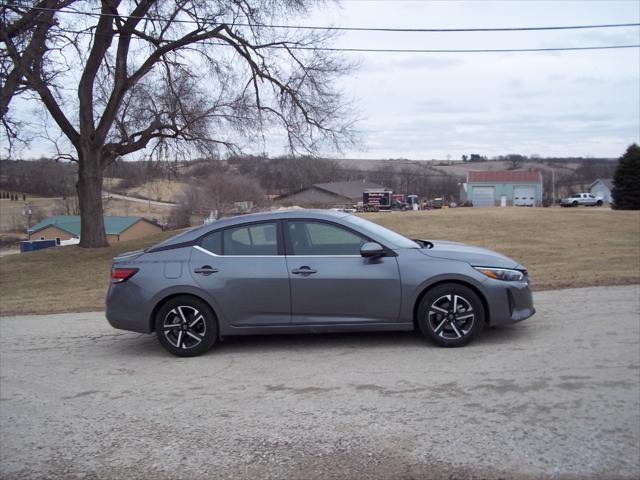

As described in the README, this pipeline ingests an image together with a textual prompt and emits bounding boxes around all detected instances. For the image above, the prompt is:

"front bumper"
[482,279,535,326]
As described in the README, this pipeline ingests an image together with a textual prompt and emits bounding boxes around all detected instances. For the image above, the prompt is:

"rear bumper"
[105,282,153,334]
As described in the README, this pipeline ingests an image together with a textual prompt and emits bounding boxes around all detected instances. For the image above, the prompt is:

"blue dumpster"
[20,239,57,253]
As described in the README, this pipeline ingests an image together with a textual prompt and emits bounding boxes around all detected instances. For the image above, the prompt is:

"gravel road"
[102,191,178,207]
[1,285,639,479]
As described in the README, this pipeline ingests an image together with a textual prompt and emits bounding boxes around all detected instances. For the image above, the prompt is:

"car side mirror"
[360,242,385,258]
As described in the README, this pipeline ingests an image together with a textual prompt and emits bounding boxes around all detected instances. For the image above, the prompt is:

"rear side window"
[201,231,222,255]
[288,221,366,256]
[223,223,278,256]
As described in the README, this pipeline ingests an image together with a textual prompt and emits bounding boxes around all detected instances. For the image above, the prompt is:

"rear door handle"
[291,266,317,275]
[194,265,218,275]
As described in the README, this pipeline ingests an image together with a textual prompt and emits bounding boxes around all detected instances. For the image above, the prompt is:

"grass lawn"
[0,208,638,315]
[0,231,176,316]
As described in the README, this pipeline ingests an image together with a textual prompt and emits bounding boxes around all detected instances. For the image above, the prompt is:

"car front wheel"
[155,296,218,357]
[418,284,485,347]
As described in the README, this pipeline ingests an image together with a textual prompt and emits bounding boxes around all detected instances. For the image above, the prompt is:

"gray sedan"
[106,210,534,356]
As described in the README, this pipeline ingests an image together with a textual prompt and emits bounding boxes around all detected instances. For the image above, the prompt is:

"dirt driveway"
[1,286,639,479]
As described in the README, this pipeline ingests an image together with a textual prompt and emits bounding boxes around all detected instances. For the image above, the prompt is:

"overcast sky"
[3,0,639,161]
[298,0,640,159]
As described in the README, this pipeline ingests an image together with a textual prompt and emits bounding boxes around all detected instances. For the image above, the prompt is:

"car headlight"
[474,266,525,282]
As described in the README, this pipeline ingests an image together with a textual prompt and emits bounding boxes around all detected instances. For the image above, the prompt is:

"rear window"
[201,231,222,255]
[223,223,278,256]
[200,223,279,256]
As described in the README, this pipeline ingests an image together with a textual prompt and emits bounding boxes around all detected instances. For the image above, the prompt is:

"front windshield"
[344,215,420,249]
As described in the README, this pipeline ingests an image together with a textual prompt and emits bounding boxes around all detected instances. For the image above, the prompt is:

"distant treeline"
[0,154,618,204]
[0,158,76,197]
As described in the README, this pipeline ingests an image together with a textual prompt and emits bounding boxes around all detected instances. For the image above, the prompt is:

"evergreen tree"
[612,144,640,210]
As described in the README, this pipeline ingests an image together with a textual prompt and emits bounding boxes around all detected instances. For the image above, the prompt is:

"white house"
[589,178,614,203]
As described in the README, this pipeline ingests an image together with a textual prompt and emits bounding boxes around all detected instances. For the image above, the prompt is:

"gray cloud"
[358,55,466,74]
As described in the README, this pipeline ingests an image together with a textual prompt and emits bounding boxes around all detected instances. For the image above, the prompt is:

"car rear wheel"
[155,296,217,357]
[596,200,603,206]
[417,284,485,347]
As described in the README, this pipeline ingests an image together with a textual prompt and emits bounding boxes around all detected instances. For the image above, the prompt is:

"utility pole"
[552,168,556,206]
[23,202,33,232]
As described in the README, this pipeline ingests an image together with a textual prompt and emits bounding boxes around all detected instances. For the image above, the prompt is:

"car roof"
[150,209,352,249]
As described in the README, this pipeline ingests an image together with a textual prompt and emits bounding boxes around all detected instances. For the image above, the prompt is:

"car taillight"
[111,267,139,283]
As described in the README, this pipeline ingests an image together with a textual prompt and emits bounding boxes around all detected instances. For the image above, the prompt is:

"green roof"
[29,215,148,236]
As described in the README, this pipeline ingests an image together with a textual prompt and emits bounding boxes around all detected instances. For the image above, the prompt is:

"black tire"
[155,295,217,357]
[596,200,603,207]
[417,283,485,347]
[572,201,578,207]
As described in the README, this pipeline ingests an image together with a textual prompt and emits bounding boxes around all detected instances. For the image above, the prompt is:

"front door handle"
[291,266,317,275]
[194,265,218,276]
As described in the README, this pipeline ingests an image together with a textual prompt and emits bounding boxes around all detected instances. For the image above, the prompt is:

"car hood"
[418,240,521,269]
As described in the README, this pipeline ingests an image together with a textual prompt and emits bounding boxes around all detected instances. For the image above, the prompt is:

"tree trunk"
[76,149,108,248]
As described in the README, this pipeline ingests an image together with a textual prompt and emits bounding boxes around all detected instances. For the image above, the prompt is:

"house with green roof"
[28,215,162,244]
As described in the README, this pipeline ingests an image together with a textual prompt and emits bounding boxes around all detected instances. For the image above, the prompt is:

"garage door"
[513,186,536,206]
[472,186,495,207]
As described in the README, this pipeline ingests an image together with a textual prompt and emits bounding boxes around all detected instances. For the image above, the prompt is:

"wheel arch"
[149,291,221,334]
[412,279,490,330]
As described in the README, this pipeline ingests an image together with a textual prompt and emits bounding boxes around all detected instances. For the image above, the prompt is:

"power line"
[25,6,640,33]
[41,29,640,52]
[262,44,640,53]
[163,39,640,53]
[13,7,640,54]
[27,28,640,53]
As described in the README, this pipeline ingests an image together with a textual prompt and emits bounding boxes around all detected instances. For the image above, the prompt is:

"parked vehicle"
[407,194,420,210]
[560,193,603,207]
[106,210,535,356]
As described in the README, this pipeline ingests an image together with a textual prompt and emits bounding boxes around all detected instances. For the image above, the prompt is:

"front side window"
[288,221,367,256]
[223,223,278,255]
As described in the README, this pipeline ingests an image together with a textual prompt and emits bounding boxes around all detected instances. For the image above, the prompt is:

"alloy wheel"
[162,306,207,350]
[427,294,475,340]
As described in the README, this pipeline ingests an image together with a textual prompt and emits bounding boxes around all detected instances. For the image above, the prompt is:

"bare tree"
[1,0,354,247]
[504,154,526,170]
[170,171,265,227]
[201,171,266,218]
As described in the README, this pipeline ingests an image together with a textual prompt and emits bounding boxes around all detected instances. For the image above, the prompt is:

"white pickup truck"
[560,193,603,207]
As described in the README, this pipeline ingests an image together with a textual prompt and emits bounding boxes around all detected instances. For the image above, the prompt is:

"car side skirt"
[220,322,415,337]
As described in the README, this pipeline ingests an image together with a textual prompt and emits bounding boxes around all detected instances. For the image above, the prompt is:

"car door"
[189,221,291,327]
[284,219,401,325]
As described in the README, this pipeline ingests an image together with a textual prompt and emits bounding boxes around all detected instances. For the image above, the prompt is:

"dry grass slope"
[0,208,638,315]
